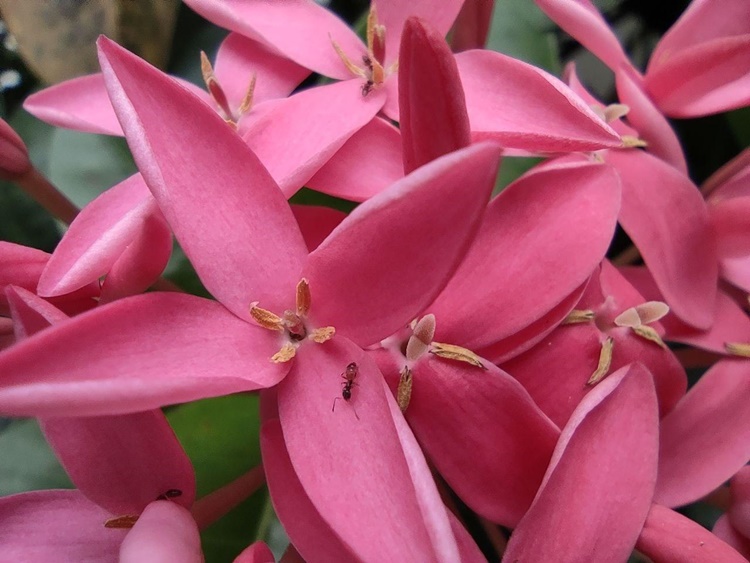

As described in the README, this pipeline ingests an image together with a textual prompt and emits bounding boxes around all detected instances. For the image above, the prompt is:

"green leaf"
[167,393,279,562]
[494,156,543,195]
[47,129,136,208]
[0,418,72,495]
[486,0,562,74]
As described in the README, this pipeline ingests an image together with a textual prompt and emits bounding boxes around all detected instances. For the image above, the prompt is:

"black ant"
[332,361,360,420]
[361,55,375,97]
[156,489,183,501]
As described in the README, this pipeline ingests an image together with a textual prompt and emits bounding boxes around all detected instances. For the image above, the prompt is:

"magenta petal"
[534,0,633,73]
[277,338,460,561]
[119,501,202,563]
[655,359,750,508]
[0,490,126,561]
[37,174,154,296]
[399,17,470,174]
[0,293,287,417]
[607,149,718,329]
[305,117,404,202]
[305,143,500,347]
[233,541,276,563]
[214,33,309,108]
[24,74,125,136]
[503,363,659,562]
[98,37,306,318]
[645,37,750,117]
[730,466,750,538]
[431,160,621,352]
[457,49,621,152]
[291,205,346,252]
[406,356,559,526]
[42,411,195,515]
[182,0,366,80]
[6,285,69,339]
[637,504,747,562]
[0,117,30,179]
[615,66,687,174]
[714,515,750,560]
[261,419,358,562]
[242,79,385,197]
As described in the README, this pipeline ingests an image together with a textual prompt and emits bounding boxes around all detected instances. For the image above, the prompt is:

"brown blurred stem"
[15,166,79,224]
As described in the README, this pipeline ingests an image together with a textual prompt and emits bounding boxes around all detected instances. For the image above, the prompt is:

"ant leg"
[332,396,340,412]
[352,406,360,421]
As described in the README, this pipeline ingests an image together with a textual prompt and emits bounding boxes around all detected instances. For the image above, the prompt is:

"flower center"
[200,51,256,128]
[249,278,335,362]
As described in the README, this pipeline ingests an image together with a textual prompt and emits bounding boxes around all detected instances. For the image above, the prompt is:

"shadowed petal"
[242,79,385,197]
[607,149,718,329]
[456,49,622,152]
[277,338,460,561]
[430,160,621,352]
[291,205,346,252]
[615,66,687,173]
[655,359,750,508]
[233,541,277,563]
[638,504,747,562]
[305,143,500,347]
[120,501,202,563]
[0,293,287,417]
[182,0,365,79]
[305,117,404,202]
[404,355,559,527]
[0,490,126,561]
[399,17,470,174]
[261,419,358,562]
[98,37,307,319]
[503,363,659,562]
[714,515,750,560]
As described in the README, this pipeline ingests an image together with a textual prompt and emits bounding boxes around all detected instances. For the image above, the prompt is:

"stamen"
[366,6,386,64]
[272,343,297,363]
[200,51,234,121]
[725,342,750,358]
[406,314,435,361]
[310,326,336,343]
[430,342,486,369]
[397,366,413,412]
[622,135,648,148]
[330,35,366,78]
[296,278,311,317]
[249,303,284,331]
[563,309,595,324]
[104,514,139,529]
[632,325,667,349]
[603,103,629,123]
[587,337,614,385]
[238,72,257,116]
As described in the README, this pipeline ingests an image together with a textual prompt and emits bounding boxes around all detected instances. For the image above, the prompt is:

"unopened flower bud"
[0,117,31,180]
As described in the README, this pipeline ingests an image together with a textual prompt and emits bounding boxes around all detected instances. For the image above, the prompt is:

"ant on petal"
[332,361,360,420]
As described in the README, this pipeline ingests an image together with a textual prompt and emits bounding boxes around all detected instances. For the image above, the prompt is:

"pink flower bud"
[0,117,31,180]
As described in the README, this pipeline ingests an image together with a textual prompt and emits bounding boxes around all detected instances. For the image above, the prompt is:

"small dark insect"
[332,361,360,419]
[362,55,374,71]
[156,489,183,501]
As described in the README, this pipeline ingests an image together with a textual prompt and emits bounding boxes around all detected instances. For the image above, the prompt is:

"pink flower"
[0,117,31,181]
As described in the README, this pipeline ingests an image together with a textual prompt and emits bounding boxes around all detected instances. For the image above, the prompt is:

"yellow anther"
[725,342,750,358]
[104,514,139,529]
[397,366,413,412]
[430,342,486,369]
[249,303,284,331]
[587,337,614,385]
[296,278,312,317]
[330,36,366,78]
[622,135,648,148]
[310,326,336,343]
[632,325,667,349]
[563,309,595,324]
[272,342,297,363]
[238,72,257,116]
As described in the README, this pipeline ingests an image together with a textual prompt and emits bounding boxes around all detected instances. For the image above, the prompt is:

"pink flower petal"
[637,504,747,562]
[450,0,494,51]
[119,501,202,563]
[378,0,465,68]
[42,412,195,516]
[615,66,687,173]
[430,160,621,353]
[403,355,559,527]
[242,79,385,197]
[182,0,366,80]
[704,147,750,200]
[261,418,359,562]
[534,0,634,73]
[0,490,126,561]
[6,285,69,339]
[0,293,287,417]
[291,205,346,252]
[0,242,98,317]
[0,116,30,179]
[457,49,622,152]
[98,37,307,319]
[304,143,500,347]
[23,74,125,136]
[399,17,470,174]
[730,466,750,538]
[233,541,276,563]
[99,210,172,303]
[645,37,750,117]
[277,338,460,561]
[37,173,154,296]
[305,117,404,202]
[214,32,310,109]
[655,359,750,507]
[714,515,750,560]
[606,149,718,329]
[503,363,659,562]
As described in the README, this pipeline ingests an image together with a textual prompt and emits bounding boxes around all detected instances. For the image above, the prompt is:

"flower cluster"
[1,0,749,561]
